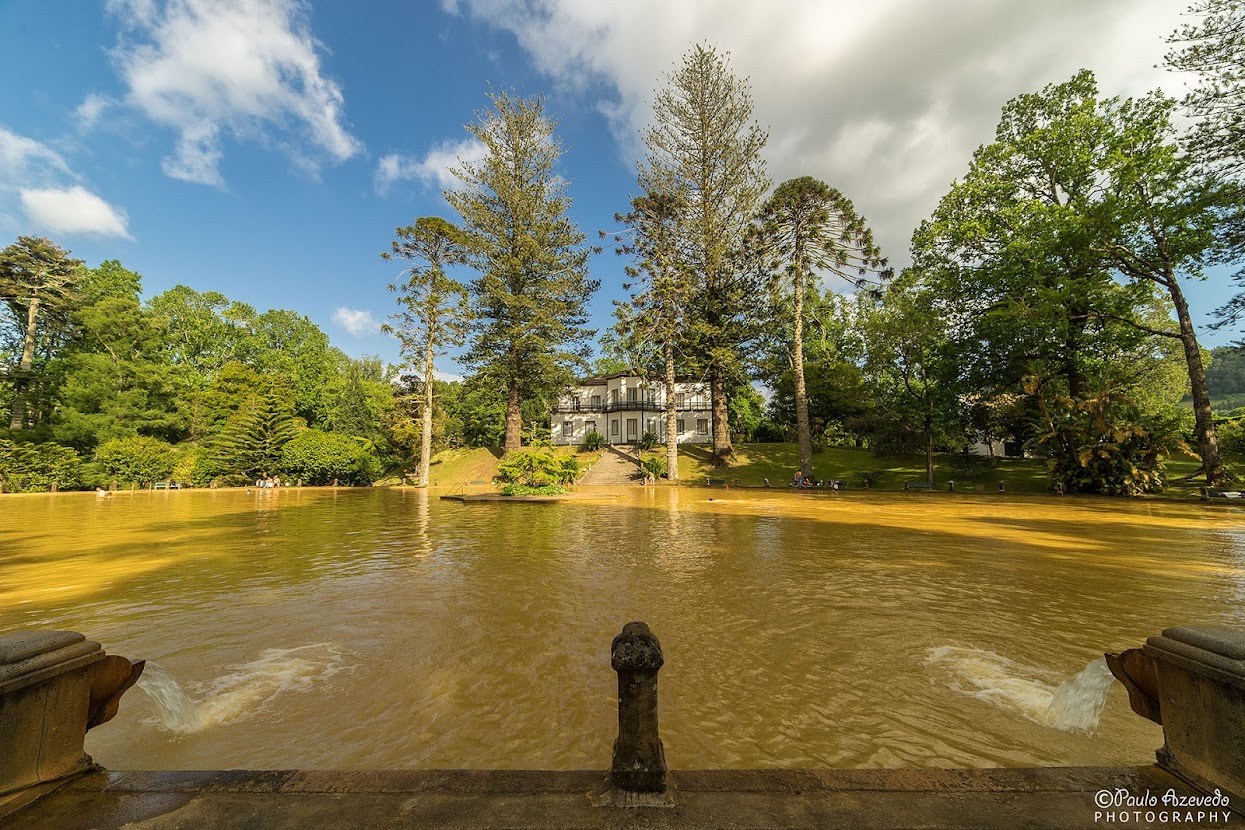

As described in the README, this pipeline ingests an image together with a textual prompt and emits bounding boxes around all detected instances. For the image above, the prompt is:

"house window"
[585,420,596,434]
[627,418,638,440]
[572,396,580,411]
[646,418,656,434]
[610,389,619,404]
[591,394,601,408]
[611,419,619,436]
[562,421,573,438]
[627,388,637,403]
[644,388,656,403]
[677,419,686,433]
[696,419,709,435]
[675,392,685,408]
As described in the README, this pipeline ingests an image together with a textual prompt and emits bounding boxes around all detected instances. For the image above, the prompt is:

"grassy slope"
[676,443,1231,499]
[391,442,1228,499]
[407,445,602,487]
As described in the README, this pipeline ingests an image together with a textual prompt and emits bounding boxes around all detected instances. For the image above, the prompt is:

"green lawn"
[388,441,1234,500]
[676,443,1236,499]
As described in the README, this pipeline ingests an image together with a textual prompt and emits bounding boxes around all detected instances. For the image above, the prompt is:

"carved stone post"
[609,622,666,794]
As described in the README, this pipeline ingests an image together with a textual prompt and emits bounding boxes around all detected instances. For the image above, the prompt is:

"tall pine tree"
[640,44,769,464]
[445,91,597,452]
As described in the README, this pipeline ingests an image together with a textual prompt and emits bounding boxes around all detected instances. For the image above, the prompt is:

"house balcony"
[605,400,663,413]
[551,403,606,414]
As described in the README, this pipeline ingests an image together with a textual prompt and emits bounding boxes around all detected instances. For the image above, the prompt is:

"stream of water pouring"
[133,644,346,734]
[1041,657,1115,732]
[926,648,1117,734]
[135,662,204,733]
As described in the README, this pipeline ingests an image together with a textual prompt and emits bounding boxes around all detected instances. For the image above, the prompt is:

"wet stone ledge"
[2,765,1240,830]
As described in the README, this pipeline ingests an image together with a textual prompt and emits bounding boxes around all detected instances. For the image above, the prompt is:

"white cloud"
[19,187,133,239]
[0,126,132,239]
[333,307,380,336]
[74,94,112,131]
[0,126,72,182]
[106,0,363,187]
[447,0,1183,264]
[375,138,487,194]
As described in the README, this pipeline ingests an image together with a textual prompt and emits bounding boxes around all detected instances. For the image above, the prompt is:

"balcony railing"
[606,400,662,413]
[552,403,605,414]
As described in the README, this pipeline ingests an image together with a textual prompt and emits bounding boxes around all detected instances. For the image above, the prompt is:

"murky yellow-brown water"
[2,487,1243,771]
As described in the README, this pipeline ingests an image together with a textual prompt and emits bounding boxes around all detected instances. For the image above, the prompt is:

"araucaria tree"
[641,43,769,464]
[0,237,83,429]
[382,217,468,486]
[446,91,598,453]
[755,177,885,480]
[610,192,688,480]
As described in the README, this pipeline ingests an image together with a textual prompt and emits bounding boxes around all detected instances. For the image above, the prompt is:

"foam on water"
[135,643,347,734]
[925,646,1115,735]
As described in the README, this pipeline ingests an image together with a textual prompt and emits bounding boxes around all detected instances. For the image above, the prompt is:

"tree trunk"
[664,340,678,481]
[710,369,731,465]
[792,266,813,480]
[9,296,40,430]
[1167,274,1226,485]
[924,396,935,488]
[504,382,523,453]
[419,337,435,487]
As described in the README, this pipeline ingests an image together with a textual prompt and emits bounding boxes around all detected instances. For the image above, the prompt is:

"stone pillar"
[1144,626,1245,802]
[0,631,143,817]
[609,622,666,794]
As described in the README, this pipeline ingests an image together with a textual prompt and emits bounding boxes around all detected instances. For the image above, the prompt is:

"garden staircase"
[578,446,643,486]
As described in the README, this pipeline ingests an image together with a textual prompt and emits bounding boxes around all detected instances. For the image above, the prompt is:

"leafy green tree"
[0,237,84,429]
[912,71,1185,479]
[80,260,141,304]
[331,360,374,440]
[281,429,378,485]
[727,382,766,444]
[381,216,469,486]
[147,285,258,391]
[52,295,185,450]
[95,435,177,487]
[609,191,688,479]
[493,448,580,488]
[445,90,598,453]
[1091,86,1236,483]
[641,43,770,464]
[755,176,885,478]
[860,277,963,486]
[211,391,298,482]
[0,439,84,492]
[250,309,336,425]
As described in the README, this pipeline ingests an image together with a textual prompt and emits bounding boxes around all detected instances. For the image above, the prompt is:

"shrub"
[1218,417,1245,455]
[494,449,581,487]
[499,483,567,496]
[281,429,379,485]
[0,440,85,492]
[95,436,177,487]
[582,431,605,451]
[637,431,659,451]
[640,455,667,479]
[172,445,217,488]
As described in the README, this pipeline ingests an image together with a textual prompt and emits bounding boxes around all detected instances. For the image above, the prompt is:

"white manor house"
[551,372,713,446]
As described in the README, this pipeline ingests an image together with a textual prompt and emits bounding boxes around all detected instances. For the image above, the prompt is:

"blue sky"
[0,0,1236,378]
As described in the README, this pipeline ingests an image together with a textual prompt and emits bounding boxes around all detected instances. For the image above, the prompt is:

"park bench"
[152,481,179,490]
[903,481,933,491]
[705,478,728,487]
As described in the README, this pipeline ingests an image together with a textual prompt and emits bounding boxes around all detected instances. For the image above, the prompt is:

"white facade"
[551,373,713,446]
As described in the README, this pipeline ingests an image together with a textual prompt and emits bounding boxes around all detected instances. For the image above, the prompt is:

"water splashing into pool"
[926,648,1117,734]
[1042,658,1115,733]
[134,644,348,734]
[136,663,203,733]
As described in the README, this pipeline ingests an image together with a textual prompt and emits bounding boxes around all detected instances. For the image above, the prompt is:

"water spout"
[132,644,347,734]
[1041,657,1115,733]
[926,648,1118,735]
[135,662,203,733]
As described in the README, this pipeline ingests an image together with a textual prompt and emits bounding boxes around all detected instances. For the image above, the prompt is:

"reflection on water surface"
[1,487,1243,771]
